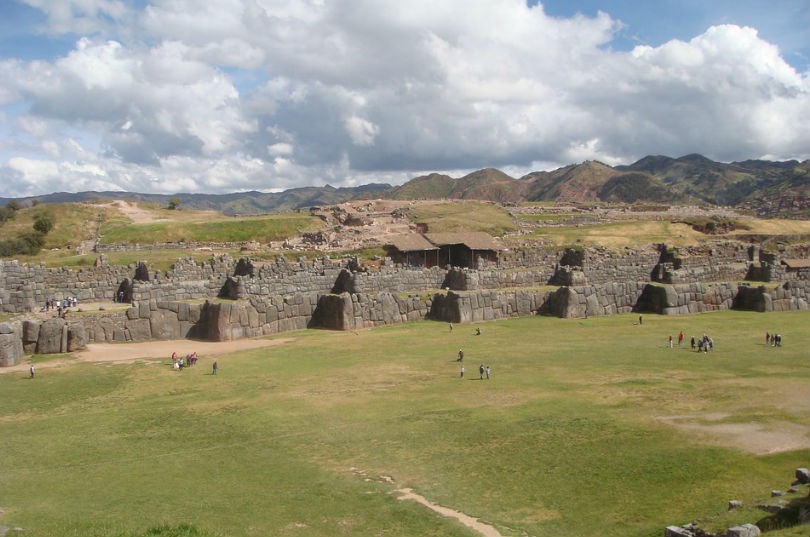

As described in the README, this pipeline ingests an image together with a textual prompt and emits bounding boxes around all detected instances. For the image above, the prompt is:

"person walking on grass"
[485,365,490,379]
[29,365,35,379]
[460,364,465,378]
[212,361,218,375]
[479,364,485,380]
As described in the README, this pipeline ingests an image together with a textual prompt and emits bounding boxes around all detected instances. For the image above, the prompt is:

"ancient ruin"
[1,235,808,367]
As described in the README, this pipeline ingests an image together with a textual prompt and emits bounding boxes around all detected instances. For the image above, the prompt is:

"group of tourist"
[765,332,782,346]
[455,341,492,380]
[171,351,199,370]
[667,331,715,352]
[692,334,714,352]
[44,296,78,317]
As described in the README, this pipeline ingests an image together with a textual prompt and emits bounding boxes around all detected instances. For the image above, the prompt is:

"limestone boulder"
[149,308,181,340]
[67,322,87,352]
[22,320,40,354]
[309,293,354,330]
[0,322,23,367]
[37,318,67,354]
[727,524,760,537]
[125,318,152,341]
[665,527,694,537]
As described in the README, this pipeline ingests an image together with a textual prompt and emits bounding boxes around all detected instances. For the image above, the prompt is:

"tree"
[6,199,21,212]
[168,197,181,210]
[33,213,55,234]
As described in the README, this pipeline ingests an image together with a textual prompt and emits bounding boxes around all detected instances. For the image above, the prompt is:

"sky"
[0,0,808,197]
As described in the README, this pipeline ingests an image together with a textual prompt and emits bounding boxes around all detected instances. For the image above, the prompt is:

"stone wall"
[0,260,134,313]
[429,289,551,323]
[310,292,431,330]
[2,242,809,365]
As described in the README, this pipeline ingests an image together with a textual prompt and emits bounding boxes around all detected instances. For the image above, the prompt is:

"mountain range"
[3,154,808,216]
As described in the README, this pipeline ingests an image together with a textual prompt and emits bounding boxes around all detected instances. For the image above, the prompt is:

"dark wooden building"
[385,232,502,268]
[384,234,440,267]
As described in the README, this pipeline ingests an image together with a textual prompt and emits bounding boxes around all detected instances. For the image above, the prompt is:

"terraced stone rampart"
[1,244,808,363]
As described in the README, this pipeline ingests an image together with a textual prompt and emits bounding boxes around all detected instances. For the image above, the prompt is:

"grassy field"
[98,213,323,245]
[510,214,810,250]
[404,202,518,235]
[1,311,808,537]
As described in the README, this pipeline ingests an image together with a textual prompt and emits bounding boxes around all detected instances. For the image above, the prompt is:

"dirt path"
[111,200,162,224]
[396,488,505,537]
[1,337,287,375]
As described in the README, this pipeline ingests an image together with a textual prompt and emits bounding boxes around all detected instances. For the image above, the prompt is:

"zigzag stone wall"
[1,244,809,366]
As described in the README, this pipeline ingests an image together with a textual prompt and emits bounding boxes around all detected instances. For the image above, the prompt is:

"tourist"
[29,364,35,379]
[475,327,481,336]
[457,349,464,362]
[639,315,643,325]
[690,336,696,350]
[678,331,684,346]
[485,365,490,379]
[479,364,484,380]
[212,361,218,375]
[668,335,673,348]
[459,364,464,378]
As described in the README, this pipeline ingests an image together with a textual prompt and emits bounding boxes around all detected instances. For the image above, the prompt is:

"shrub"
[33,213,55,234]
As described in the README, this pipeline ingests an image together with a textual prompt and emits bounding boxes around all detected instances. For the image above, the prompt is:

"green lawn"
[1,311,808,537]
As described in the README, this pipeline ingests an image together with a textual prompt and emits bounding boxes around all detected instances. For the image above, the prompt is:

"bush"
[33,213,55,234]
[0,231,45,256]
[0,206,16,224]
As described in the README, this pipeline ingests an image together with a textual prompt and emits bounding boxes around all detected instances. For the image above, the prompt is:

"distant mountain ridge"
[3,154,808,215]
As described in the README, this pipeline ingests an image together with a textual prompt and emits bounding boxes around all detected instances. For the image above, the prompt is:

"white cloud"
[344,116,379,146]
[0,1,808,198]
[268,143,293,157]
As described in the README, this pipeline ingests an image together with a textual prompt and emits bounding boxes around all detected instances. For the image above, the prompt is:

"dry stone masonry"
[0,241,808,366]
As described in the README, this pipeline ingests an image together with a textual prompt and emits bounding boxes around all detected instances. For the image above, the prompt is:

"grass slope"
[1,311,808,537]
[403,202,517,235]
[99,213,323,245]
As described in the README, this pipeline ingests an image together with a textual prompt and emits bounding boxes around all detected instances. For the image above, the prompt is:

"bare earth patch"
[656,413,810,455]
[1,338,287,375]
[109,200,163,224]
